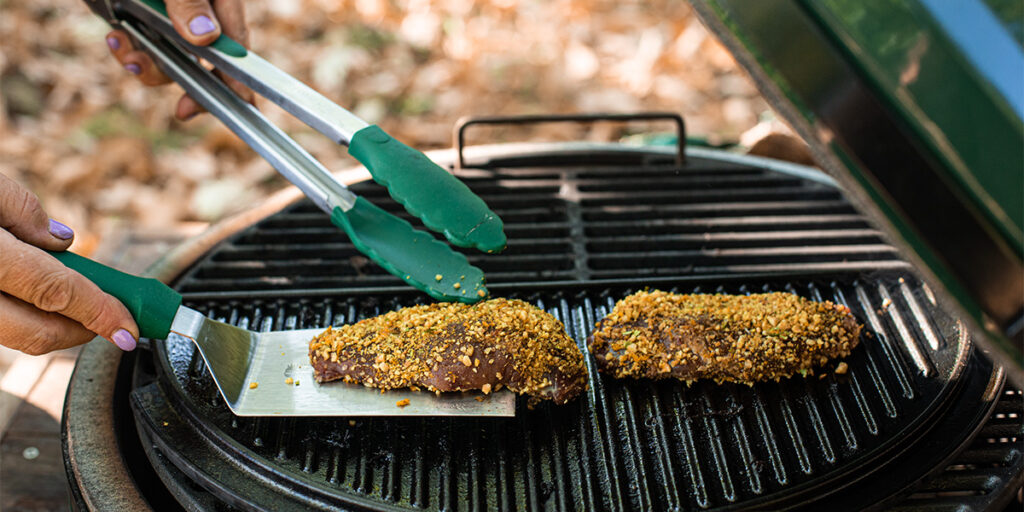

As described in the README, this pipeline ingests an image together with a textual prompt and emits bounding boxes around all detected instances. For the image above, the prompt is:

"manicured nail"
[106,36,120,51]
[125,63,141,75]
[112,329,137,351]
[188,15,217,36]
[48,219,73,240]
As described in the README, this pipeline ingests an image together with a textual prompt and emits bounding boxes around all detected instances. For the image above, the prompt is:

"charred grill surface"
[309,299,588,404]
[590,291,861,383]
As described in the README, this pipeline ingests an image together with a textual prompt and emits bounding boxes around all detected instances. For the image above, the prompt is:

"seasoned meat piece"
[309,298,587,404]
[589,291,861,384]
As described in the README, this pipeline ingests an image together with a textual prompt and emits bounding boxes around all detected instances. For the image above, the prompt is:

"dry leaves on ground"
[0,0,770,250]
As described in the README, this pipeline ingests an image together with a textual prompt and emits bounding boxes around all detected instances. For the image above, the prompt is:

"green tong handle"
[48,251,183,340]
[348,126,507,253]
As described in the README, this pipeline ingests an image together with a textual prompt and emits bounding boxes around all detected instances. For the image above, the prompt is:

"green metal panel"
[803,0,1024,255]
[691,0,1024,380]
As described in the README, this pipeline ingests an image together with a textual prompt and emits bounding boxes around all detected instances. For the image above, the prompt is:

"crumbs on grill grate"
[308,298,588,404]
[588,291,862,384]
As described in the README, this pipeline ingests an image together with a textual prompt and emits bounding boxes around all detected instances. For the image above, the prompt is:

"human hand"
[103,0,255,120]
[0,174,139,355]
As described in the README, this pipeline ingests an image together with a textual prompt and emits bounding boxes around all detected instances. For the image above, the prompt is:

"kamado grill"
[62,0,1024,510]
[62,113,1023,511]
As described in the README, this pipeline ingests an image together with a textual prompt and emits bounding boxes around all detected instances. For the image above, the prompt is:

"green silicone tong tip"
[348,126,508,254]
[332,198,488,303]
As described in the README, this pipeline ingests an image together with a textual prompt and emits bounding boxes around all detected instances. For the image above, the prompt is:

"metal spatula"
[52,251,515,417]
[80,0,506,303]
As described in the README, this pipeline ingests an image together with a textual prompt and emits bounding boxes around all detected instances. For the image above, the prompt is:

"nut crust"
[588,291,861,383]
[309,298,587,404]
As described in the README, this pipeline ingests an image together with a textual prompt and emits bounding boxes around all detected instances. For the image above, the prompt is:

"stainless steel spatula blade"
[170,306,516,417]
[50,251,515,417]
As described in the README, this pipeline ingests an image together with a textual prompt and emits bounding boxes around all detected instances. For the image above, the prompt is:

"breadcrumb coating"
[588,291,861,384]
[309,298,587,404]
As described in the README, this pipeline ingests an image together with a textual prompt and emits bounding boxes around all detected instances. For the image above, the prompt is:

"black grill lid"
[129,146,1006,510]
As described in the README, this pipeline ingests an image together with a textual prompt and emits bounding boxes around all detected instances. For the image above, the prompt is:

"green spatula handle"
[48,251,183,340]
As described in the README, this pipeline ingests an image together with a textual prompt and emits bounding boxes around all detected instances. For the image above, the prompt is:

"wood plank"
[24,357,76,425]
[1,348,80,510]
[1,423,68,511]
[0,354,53,438]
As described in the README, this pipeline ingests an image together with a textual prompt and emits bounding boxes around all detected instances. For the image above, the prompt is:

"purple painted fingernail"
[106,36,120,50]
[112,329,137,351]
[188,15,217,36]
[48,219,74,240]
[125,63,141,75]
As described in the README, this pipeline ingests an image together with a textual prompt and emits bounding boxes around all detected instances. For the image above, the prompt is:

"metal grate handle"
[453,112,686,169]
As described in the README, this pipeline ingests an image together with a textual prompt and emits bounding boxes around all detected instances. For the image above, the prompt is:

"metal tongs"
[82,0,507,302]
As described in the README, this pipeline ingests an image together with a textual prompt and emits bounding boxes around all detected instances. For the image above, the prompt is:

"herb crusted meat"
[309,298,587,404]
[589,291,861,384]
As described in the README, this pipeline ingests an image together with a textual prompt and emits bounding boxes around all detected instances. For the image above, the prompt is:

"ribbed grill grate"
[171,157,904,294]
[129,151,1009,510]
[893,389,1023,511]
[144,275,975,511]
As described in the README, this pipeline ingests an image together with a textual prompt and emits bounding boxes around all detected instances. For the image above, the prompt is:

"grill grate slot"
[172,158,902,294]
[150,275,975,511]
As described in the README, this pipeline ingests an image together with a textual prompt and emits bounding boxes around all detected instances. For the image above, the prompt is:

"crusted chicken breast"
[589,290,861,384]
[310,298,587,404]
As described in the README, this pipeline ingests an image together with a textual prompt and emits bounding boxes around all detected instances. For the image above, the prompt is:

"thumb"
[0,174,73,251]
[166,0,221,46]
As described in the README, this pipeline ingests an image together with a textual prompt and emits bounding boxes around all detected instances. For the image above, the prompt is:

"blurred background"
[0,0,779,255]
[4,2,1021,509]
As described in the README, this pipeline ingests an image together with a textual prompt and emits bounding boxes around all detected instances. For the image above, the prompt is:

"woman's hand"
[0,174,139,355]
[104,0,255,120]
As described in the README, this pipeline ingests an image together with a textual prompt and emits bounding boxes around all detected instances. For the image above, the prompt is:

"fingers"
[174,68,255,120]
[106,0,255,120]
[216,67,256,104]
[0,229,139,351]
[213,0,255,103]
[105,31,172,86]
[0,174,74,252]
[213,0,248,46]
[166,0,222,46]
[176,94,204,121]
[0,293,96,355]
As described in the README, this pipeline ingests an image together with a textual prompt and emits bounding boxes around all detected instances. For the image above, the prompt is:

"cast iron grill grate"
[135,275,995,511]
[893,389,1023,511]
[130,150,1012,510]
[170,156,905,294]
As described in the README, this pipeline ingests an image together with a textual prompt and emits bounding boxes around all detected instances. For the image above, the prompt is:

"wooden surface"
[0,349,78,511]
